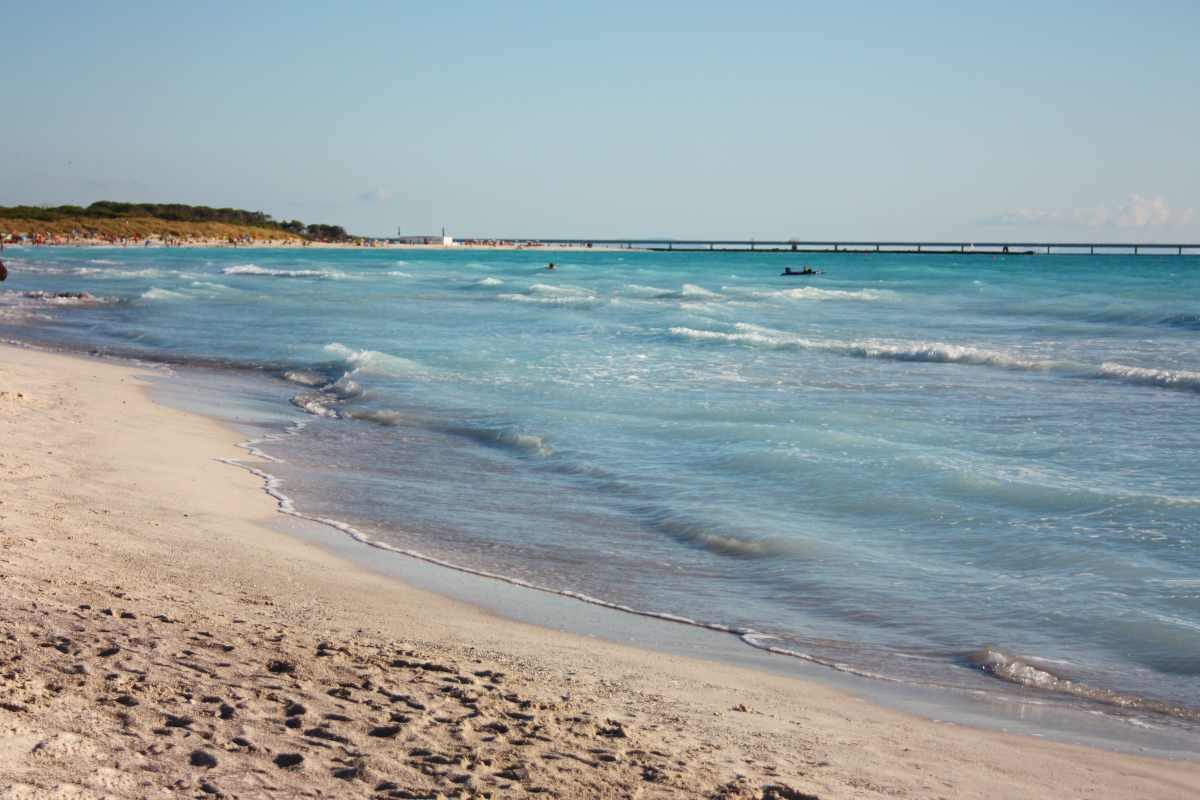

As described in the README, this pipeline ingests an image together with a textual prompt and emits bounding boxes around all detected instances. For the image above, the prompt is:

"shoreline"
[1,241,644,253]
[203,376,1200,755]
[2,344,1199,797]
[26,338,1200,755]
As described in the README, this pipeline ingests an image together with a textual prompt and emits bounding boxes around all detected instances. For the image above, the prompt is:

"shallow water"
[3,246,1198,734]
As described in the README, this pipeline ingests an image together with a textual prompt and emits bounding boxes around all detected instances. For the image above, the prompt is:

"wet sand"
[1,343,1197,799]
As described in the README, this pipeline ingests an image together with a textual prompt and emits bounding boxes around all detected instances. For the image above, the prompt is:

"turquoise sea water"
[3,246,1198,732]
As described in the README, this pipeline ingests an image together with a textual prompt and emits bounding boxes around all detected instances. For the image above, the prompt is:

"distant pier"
[456,238,1200,255]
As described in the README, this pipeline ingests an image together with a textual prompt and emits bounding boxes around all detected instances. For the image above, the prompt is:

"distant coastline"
[0,201,344,247]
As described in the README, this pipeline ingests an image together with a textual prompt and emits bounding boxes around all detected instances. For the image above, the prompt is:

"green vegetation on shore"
[0,201,350,242]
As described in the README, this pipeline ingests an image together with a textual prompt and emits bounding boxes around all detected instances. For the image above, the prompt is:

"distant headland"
[0,201,351,246]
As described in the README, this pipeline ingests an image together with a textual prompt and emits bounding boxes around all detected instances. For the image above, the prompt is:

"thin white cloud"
[982,194,1195,229]
[357,188,394,205]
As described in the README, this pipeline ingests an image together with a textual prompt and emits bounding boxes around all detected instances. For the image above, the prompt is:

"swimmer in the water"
[546,262,556,270]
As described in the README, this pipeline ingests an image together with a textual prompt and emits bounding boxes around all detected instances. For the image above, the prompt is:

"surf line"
[217,423,1200,725]
[214,427,897,684]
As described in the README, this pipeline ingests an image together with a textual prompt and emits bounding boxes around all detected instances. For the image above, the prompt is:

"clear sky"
[3,1,1198,240]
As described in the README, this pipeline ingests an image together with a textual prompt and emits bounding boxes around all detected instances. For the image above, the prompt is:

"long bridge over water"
[453,238,1200,255]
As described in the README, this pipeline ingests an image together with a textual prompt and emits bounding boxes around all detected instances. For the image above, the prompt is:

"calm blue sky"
[3,1,1197,240]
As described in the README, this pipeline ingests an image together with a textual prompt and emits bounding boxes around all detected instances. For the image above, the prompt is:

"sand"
[1,343,1197,799]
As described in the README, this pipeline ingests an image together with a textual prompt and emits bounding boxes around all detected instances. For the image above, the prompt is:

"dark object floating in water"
[781,267,821,277]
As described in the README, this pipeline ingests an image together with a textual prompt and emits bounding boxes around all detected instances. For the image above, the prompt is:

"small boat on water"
[781,267,821,277]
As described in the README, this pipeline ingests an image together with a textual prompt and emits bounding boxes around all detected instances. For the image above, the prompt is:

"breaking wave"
[681,283,720,298]
[750,286,887,302]
[140,287,188,301]
[669,323,1200,393]
[443,424,553,457]
[498,284,599,306]
[282,369,330,387]
[223,264,346,279]
[75,267,162,279]
[966,648,1200,722]
[1096,362,1200,392]
[323,342,424,378]
[622,283,674,298]
[636,506,805,559]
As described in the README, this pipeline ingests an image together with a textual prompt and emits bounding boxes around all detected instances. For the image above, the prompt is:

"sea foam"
[223,264,341,279]
[670,323,1200,393]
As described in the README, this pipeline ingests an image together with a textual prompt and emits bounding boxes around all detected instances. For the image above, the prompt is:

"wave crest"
[669,324,1200,394]
[323,342,424,377]
[637,506,802,559]
[223,264,346,279]
[751,286,887,302]
[141,287,187,301]
[967,647,1200,722]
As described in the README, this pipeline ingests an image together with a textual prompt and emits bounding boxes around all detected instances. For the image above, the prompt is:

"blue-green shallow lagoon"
[3,246,1198,742]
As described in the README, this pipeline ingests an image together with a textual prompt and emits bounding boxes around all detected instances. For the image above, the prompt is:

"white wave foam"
[289,393,339,418]
[323,342,424,377]
[223,264,341,279]
[529,282,588,295]
[384,271,414,277]
[622,283,672,297]
[140,287,187,301]
[82,267,162,279]
[1097,362,1200,392]
[498,291,598,307]
[218,430,907,692]
[968,647,1200,721]
[741,634,902,682]
[282,369,328,387]
[475,276,504,286]
[681,283,720,298]
[670,325,1049,371]
[751,286,887,302]
[669,324,1200,394]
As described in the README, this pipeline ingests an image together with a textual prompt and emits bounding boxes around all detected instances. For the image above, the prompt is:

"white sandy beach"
[1,343,1198,799]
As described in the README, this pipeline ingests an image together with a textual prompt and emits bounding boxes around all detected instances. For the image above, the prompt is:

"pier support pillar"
[1134,246,1139,255]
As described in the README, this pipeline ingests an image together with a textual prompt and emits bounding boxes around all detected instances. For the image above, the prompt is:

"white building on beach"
[394,227,454,246]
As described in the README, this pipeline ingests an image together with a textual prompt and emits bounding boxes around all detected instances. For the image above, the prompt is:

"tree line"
[0,202,349,240]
